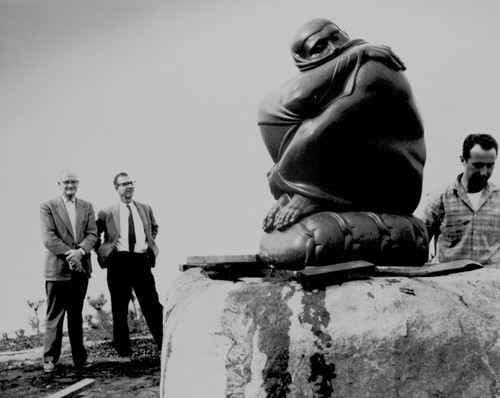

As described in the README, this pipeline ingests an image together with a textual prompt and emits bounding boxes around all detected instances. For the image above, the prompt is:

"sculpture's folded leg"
[259,211,429,269]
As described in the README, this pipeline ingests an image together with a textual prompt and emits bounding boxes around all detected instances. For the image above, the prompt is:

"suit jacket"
[40,197,98,281]
[95,201,159,269]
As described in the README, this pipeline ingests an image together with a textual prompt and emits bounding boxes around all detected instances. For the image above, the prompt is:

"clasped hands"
[65,249,85,273]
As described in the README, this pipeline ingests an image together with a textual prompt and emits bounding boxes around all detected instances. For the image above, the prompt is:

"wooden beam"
[180,254,265,278]
[46,378,95,398]
[185,254,259,265]
[297,261,375,290]
[375,260,483,277]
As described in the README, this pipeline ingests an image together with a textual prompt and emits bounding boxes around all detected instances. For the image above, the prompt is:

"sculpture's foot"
[274,194,320,231]
[263,194,291,232]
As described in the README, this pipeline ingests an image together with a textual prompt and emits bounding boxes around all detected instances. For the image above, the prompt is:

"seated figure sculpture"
[258,18,428,269]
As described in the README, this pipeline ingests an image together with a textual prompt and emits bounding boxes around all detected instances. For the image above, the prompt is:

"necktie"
[66,199,77,238]
[127,205,136,252]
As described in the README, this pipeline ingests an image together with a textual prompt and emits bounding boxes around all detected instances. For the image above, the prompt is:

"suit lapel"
[56,198,75,239]
[135,201,149,238]
[75,199,84,241]
[112,204,120,236]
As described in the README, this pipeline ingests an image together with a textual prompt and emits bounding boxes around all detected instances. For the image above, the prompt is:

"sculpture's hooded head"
[290,18,350,71]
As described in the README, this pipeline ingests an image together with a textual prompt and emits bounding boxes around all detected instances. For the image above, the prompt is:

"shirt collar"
[61,195,76,204]
[120,200,134,209]
[451,173,465,194]
[451,173,499,194]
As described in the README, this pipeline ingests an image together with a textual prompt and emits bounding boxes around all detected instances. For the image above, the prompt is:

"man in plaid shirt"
[418,134,500,265]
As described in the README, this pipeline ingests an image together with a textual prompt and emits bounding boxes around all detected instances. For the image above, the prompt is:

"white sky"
[1,0,500,336]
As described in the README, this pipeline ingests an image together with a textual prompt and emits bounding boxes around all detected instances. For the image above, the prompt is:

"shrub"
[27,299,45,335]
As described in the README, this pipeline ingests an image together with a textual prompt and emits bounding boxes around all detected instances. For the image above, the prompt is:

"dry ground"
[0,336,161,397]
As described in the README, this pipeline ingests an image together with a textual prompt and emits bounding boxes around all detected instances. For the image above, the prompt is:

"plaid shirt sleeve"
[417,189,444,242]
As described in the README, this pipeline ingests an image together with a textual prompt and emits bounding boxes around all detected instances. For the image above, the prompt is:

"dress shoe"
[43,361,55,373]
[74,358,92,369]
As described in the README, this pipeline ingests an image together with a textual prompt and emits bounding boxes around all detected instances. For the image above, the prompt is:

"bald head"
[59,168,78,181]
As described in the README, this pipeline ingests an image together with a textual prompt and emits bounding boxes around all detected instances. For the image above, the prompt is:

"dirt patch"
[0,336,161,397]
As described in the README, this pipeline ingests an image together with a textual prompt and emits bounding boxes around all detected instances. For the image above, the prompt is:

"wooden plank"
[46,378,95,398]
[297,261,375,290]
[375,260,483,277]
[185,254,258,265]
[180,258,265,278]
[180,261,298,281]
[181,254,264,277]
[180,261,261,272]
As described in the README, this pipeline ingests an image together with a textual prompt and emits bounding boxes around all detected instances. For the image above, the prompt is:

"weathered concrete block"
[160,267,500,397]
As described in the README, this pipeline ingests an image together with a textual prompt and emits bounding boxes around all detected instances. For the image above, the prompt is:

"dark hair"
[113,172,129,186]
[462,134,498,160]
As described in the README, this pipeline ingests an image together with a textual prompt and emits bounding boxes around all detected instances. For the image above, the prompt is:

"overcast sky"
[1,0,500,336]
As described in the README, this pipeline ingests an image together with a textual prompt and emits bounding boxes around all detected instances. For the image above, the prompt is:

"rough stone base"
[160,266,500,398]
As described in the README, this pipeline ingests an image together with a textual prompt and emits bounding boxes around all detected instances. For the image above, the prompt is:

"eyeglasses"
[116,181,135,187]
[61,180,79,185]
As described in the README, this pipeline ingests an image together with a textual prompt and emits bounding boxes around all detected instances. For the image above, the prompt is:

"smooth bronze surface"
[259,18,426,234]
[258,19,427,268]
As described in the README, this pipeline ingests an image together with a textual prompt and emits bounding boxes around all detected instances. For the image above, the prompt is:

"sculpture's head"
[290,18,350,71]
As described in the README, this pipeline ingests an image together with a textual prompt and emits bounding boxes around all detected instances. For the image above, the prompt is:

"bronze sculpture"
[258,18,428,268]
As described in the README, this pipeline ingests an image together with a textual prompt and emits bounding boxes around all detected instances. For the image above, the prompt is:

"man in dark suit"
[40,168,97,373]
[95,172,163,361]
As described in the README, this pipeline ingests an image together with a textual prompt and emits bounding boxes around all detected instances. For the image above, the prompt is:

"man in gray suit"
[95,172,163,361]
[40,168,97,373]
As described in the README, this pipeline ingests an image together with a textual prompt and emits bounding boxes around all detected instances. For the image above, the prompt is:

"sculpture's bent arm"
[278,43,406,117]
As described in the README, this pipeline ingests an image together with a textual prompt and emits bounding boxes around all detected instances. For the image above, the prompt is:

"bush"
[27,299,45,335]
[0,333,44,352]
[0,292,154,353]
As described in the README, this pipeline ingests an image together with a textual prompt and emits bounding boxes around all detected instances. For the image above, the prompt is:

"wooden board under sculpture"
[257,17,428,269]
